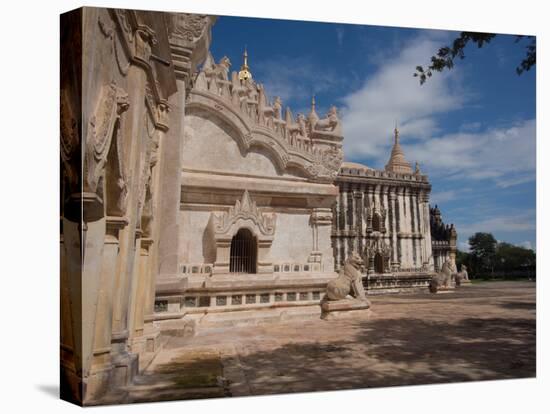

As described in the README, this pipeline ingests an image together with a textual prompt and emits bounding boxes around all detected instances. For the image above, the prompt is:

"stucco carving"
[209,190,277,275]
[306,147,344,180]
[314,106,342,135]
[365,199,387,233]
[84,82,130,212]
[187,52,344,182]
[168,13,211,42]
[60,88,80,192]
[98,14,130,77]
[211,190,275,237]
[364,232,392,274]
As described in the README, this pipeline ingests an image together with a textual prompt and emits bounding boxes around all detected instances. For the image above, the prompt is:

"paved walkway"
[127,281,536,403]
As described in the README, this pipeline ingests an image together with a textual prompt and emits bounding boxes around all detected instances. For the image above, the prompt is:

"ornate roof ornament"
[385,126,413,174]
[211,190,276,237]
[238,48,252,81]
[187,49,344,182]
[308,94,320,131]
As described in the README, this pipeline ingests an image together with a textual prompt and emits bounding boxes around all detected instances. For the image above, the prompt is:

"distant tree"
[495,242,536,273]
[468,232,497,276]
[414,32,536,84]
[455,249,470,270]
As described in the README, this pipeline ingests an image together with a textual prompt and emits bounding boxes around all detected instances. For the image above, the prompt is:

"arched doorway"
[229,228,257,273]
[374,253,384,274]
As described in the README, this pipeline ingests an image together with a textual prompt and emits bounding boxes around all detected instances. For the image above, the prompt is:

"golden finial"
[238,47,252,81]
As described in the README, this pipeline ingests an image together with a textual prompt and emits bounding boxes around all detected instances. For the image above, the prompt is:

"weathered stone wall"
[60,7,215,405]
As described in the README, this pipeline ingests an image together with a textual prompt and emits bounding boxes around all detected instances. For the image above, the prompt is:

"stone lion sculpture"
[429,259,456,293]
[326,253,367,301]
[455,264,469,286]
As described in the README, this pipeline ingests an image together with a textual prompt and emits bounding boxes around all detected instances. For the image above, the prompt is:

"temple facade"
[332,127,457,293]
[155,48,346,332]
[60,7,457,405]
[60,8,218,404]
[430,205,458,272]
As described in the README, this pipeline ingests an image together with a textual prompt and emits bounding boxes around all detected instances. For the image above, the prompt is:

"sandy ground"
[126,281,536,403]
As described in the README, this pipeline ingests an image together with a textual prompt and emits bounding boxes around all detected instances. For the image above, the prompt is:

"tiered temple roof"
[385,127,413,174]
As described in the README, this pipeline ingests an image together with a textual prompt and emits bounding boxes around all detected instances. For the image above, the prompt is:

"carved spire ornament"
[211,190,275,237]
[308,94,319,131]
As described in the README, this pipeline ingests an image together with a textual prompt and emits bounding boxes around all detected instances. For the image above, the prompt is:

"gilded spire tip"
[238,46,252,81]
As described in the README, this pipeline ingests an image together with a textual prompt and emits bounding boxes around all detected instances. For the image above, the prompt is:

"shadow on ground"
[231,316,535,395]
[130,281,536,402]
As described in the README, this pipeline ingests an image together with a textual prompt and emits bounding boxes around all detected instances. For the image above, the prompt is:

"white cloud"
[406,119,536,186]
[430,190,458,204]
[253,56,342,109]
[340,32,465,163]
[519,241,533,250]
[458,241,470,252]
[456,209,536,236]
[339,32,535,190]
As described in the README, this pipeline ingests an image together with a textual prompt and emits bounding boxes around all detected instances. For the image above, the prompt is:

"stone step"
[196,305,322,330]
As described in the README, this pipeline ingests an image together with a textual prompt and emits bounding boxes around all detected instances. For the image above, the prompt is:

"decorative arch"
[186,91,343,183]
[372,212,383,232]
[209,190,276,274]
[229,228,257,273]
[364,235,391,274]
[366,199,387,234]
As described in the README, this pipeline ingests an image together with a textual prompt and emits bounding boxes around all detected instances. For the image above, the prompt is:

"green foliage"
[414,32,536,84]
[457,233,535,278]
[469,232,497,272]
[494,242,536,271]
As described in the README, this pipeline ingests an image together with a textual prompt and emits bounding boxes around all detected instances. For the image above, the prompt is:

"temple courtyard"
[124,281,535,403]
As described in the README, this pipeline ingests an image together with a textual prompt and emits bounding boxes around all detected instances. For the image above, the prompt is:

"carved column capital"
[105,216,129,243]
[311,208,333,226]
[167,13,217,84]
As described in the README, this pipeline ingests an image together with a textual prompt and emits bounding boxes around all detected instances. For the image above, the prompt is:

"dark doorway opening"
[374,253,384,274]
[229,228,257,273]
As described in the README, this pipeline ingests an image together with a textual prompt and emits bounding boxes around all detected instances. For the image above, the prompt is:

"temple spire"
[308,94,319,127]
[394,126,400,144]
[238,47,252,81]
[385,125,413,174]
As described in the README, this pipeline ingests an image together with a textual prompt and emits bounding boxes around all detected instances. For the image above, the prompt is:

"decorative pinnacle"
[242,48,248,68]
[238,47,252,81]
[311,94,316,109]
[394,126,400,144]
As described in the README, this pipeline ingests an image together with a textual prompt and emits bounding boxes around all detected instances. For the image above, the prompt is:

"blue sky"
[209,16,536,252]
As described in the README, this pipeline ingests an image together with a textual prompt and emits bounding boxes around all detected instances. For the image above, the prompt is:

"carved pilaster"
[309,208,332,264]
[83,82,130,222]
